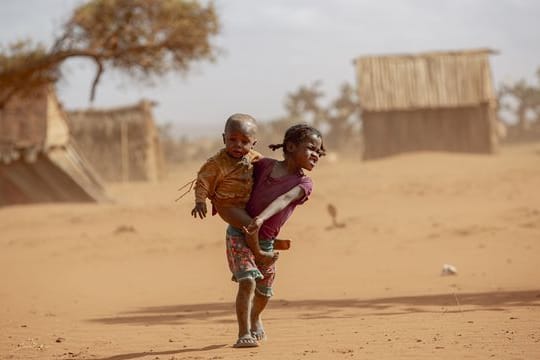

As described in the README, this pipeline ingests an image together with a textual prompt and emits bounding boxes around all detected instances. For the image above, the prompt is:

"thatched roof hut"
[67,100,165,182]
[0,86,107,205]
[354,48,499,159]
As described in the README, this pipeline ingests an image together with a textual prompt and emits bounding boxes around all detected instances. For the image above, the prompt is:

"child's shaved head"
[224,113,257,135]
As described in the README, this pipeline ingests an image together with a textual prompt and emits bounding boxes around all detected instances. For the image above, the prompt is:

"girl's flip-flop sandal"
[233,335,259,348]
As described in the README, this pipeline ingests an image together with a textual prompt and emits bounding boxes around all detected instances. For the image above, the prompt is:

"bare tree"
[272,81,361,151]
[325,82,360,149]
[499,68,540,133]
[0,0,220,108]
[283,81,327,127]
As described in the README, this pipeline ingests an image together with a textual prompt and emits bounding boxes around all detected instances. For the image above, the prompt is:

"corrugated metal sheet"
[0,149,107,206]
[355,48,497,112]
[47,144,108,202]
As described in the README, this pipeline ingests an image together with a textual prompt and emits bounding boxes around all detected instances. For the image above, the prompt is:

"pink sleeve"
[295,176,313,205]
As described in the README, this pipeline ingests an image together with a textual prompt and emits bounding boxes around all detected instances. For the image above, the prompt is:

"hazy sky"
[1,0,539,137]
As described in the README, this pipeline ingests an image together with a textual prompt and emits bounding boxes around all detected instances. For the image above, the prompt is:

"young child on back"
[191,113,276,265]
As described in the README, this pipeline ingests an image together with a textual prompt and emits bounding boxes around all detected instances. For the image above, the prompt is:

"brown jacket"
[194,149,262,211]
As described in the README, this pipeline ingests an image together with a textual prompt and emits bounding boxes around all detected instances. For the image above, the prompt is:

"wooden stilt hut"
[354,48,499,159]
[0,86,108,205]
[67,100,165,182]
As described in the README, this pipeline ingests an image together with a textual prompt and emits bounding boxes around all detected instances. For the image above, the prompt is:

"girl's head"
[269,123,325,171]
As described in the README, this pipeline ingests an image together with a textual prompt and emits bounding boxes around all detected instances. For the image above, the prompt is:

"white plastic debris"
[441,264,458,276]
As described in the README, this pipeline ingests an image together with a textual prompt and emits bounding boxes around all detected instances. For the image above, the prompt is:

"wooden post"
[120,120,129,182]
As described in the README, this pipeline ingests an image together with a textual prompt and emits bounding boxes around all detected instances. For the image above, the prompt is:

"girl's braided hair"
[269,123,326,156]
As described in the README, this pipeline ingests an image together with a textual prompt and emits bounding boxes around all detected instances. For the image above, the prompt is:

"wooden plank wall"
[362,105,495,159]
[67,103,160,182]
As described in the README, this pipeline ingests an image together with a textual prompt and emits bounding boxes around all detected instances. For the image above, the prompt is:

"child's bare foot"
[250,320,266,341]
[233,334,258,348]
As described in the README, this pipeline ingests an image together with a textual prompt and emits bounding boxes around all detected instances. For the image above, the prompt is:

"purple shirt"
[246,158,313,239]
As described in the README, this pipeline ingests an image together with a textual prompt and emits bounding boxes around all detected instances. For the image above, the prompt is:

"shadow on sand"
[92,344,227,360]
[89,289,540,327]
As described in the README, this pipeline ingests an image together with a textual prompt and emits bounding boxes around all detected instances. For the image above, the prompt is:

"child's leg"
[250,292,270,340]
[250,251,275,340]
[218,206,275,264]
[216,206,252,229]
[236,278,256,340]
[226,226,261,348]
[217,206,259,251]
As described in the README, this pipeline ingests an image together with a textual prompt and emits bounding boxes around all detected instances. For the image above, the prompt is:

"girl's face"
[288,133,323,171]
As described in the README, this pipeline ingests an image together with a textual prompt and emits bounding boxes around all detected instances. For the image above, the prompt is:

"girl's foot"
[251,329,266,341]
[250,320,267,341]
[233,334,258,348]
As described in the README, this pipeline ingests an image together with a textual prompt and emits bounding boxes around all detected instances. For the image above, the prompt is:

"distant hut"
[0,86,107,205]
[354,48,499,159]
[67,100,165,182]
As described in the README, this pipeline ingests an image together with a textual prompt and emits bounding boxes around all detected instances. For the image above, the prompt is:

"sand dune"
[1,143,539,359]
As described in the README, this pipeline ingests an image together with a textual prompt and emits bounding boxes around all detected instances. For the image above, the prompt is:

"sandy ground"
[1,143,540,360]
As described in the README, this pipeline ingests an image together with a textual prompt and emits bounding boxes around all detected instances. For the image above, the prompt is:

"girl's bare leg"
[236,279,256,342]
[250,291,270,340]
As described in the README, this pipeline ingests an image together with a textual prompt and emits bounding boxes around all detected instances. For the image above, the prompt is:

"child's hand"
[243,217,264,235]
[191,202,207,219]
[255,251,279,266]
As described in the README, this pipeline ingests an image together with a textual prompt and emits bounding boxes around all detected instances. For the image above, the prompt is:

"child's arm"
[244,185,306,234]
[191,159,220,219]
[217,206,278,265]
[191,202,208,219]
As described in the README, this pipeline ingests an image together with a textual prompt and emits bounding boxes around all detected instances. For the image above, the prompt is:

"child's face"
[288,134,323,171]
[223,129,257,159]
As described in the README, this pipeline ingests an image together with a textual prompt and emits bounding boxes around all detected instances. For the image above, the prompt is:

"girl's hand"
[191,202,207,219]
[243,217,264,234]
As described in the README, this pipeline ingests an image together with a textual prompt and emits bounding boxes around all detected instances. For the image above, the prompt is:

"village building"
[0,86,107,205]
[354,48,499,159]
[67,100,165,182]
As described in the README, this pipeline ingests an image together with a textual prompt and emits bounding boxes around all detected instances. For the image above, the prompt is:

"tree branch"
[89,60,104,102]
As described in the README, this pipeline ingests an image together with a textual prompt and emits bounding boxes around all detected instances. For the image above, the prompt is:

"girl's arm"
[217,206,277,265]
[244,185,306,233]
